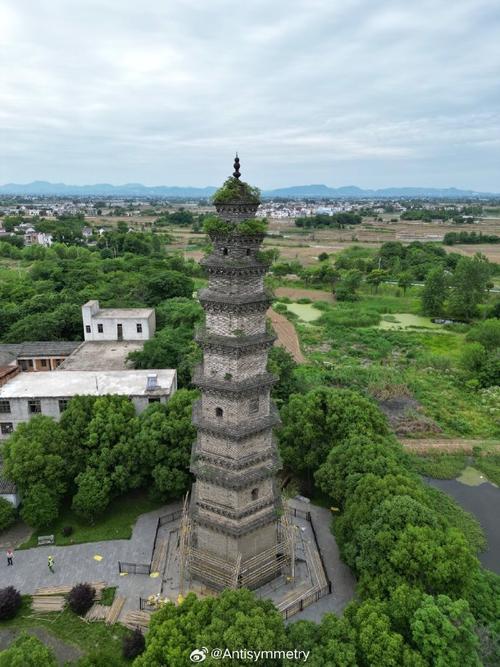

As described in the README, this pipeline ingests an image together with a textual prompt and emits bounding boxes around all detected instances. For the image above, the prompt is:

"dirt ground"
[267,308,306,363]
[399,439,500,454]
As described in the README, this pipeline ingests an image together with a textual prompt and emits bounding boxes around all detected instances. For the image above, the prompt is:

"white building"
[82,300,156,342]
[0,369,177,440]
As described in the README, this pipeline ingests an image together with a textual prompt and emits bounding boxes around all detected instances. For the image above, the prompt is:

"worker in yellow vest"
[48,555,55,573]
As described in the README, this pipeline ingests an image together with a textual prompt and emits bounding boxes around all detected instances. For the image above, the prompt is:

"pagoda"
[188,156,285,590]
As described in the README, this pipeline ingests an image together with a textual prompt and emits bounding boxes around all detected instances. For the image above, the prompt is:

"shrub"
[296,297,312,304]
[122,628,146,660]
[212,177,261,204]
[0,586,22,620]
[68,583,95,616]
[0,497,16,531]
[62,525,73,537]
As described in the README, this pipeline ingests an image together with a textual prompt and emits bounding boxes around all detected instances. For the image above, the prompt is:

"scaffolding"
[180,500,296,592]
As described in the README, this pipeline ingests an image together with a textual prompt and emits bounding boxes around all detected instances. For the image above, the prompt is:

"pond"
[377,313,442,330]
[426,476,500,574]
[286,303,322,322]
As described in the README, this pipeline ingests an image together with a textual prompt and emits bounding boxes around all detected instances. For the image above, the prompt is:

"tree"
[122,628,146,660]
[135,390,197,500]
[267,346,298,406]
[279,388,389,481]
[421,267,447,316]
[0,586,22,620]
[3,416,68,500]
[20,483,60,528]
[0,632,57,667]
[143,270,194,305]
[366,269,389,293]
[68,583,96,615]
[410,595,480,666]
[466,318,500,350]
[335,269,362,301]
[448,255,491,320]
[398,271,413,295]
[135,589,286,667]
[72,470,112,520]
[0,497,16,531]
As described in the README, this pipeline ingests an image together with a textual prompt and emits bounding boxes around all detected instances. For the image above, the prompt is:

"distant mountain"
[0,180,496,199]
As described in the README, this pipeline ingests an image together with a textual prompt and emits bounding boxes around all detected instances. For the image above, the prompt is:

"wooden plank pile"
[150,537,168,574]
[121,610,151,631]
[105,596,126,625]
[31,581,108,615]
[85,604,109,622]
[32,595,66,612]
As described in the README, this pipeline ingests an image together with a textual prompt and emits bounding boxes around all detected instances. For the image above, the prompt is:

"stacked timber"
[121,610,151,631]
[85,604,109,622]
[105,596,126,625]
[32,595,66,612]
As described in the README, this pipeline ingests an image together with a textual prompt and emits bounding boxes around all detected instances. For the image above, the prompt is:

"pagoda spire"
[232,153,241,180]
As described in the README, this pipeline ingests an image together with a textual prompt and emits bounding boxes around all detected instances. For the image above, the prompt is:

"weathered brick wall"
[201,389,270,424]
[203,350,268,380]
[209,274,263,295]
[205,310,265,337]
[198,429,273,459]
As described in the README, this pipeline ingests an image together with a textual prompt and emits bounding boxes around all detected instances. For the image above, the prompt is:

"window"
[136,323,143,333]
[223,247,228,256]
[28,399,41,414]
[58,399,69,413]
[28,359,34,368]
[246,248,251,256]
[54,359,61,367]
[249,398,259,415]
[0,423,13,435]
[251,488,259,501]
[97,323,104,333]
[148,397,161,404]
[0,400,10,414]
[41,359,47,367]
[85,325,91,333]
[215,407,223,418]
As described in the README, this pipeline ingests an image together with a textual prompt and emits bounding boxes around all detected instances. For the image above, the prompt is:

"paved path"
[286,500,356,622]
[400,438,500,454]
[0,502,182,618]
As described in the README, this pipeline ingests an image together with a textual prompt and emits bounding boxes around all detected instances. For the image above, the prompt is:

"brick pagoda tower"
[188,156,285,590]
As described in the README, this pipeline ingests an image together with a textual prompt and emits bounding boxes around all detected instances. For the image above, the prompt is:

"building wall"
[18,356,66,372]
[198,429,273,459]
[82,301,156,341]
[0,391,170,440]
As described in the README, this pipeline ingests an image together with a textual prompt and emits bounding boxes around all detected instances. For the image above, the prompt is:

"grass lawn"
[0,597,130,665]
[19,490,163,549]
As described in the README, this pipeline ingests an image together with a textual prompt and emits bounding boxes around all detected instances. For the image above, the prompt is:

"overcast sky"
[1,0,499,189]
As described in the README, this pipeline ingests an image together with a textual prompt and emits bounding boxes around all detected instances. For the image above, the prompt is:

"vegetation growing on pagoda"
[212,176,261,204]
[203,215,267,236]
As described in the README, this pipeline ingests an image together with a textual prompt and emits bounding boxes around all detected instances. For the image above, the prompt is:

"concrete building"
[82,300,156,342]
[188,156,283,590]
[0,369,176,440]
[0,342,81,373]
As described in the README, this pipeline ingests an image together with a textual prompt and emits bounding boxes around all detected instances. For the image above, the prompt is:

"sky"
[1,0,499,190]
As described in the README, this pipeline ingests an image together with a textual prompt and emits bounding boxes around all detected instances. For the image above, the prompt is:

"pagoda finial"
[233,153,241,180]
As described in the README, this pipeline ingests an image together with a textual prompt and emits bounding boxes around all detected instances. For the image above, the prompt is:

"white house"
[81,300,156,342]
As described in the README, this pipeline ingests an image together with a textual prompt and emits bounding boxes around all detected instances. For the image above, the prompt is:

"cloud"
[0,0,499,189]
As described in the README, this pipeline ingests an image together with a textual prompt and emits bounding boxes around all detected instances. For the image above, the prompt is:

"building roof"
[58,341,144,371]
[94,308,154,319]
[0,369,176,399]
[0,341,81,360]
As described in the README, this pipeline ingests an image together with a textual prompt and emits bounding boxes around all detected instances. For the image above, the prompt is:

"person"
[6,549,13,566]
[48,555,55,573]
